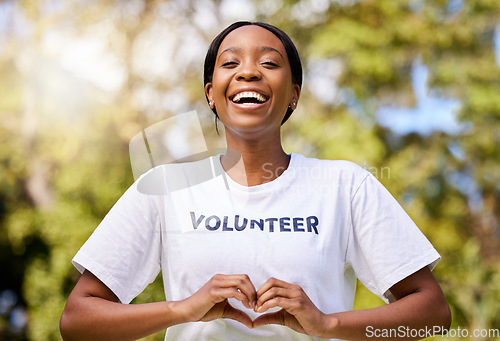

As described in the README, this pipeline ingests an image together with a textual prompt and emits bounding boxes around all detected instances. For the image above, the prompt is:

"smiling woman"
[60,21,451,341]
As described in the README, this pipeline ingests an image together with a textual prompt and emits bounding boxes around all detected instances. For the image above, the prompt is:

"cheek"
[212,70,231,87]
[272,75,293,103]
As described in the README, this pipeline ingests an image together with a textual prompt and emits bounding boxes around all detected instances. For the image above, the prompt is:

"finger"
[213,275,257,298]
[256,296,294,313]
[212,287,253,309]
[255,287,292,312]
[221,303,254,329]
[256,277,291,297]
[213,274,257,308]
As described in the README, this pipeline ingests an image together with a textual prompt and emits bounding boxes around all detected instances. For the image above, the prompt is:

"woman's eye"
[262,61,279,67]
[222,61,238,67]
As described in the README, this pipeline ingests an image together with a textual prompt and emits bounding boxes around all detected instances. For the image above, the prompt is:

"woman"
[60,21,451,341]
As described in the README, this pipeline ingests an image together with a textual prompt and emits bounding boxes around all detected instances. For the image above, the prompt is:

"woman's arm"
[253,266,451,341]
[324,266,451,340]
[60,270,183,341]
[60,271,256,341]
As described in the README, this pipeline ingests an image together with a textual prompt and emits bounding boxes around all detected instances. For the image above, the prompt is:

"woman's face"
[205,25,300,139]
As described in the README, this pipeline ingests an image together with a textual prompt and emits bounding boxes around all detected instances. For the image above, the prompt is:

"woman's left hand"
[252,278,332,338]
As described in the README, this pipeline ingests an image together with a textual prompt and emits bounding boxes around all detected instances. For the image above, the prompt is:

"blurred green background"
[1,0,499,340]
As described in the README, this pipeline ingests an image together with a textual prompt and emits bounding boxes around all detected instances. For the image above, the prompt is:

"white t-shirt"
[72,153,440,341]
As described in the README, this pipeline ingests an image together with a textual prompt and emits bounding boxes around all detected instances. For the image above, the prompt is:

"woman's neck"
[221,131,290,187]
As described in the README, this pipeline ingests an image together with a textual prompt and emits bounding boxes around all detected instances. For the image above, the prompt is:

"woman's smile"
[229,88,269,110]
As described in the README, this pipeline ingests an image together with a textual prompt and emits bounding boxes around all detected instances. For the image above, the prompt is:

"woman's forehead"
[217,25,287,58]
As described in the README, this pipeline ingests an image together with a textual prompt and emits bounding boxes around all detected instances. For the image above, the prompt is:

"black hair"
[203,21,303,128]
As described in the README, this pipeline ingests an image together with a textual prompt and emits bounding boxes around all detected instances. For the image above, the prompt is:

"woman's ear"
[290,84,301,110]
[205,82,214,109]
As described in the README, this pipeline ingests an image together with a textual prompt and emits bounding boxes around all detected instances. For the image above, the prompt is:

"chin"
[225,122,278,140]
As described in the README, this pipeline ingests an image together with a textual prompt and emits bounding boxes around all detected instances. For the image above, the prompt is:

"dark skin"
[60,25,451,340]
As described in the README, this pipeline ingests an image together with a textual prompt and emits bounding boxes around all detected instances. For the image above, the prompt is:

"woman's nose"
[235,63,261,81]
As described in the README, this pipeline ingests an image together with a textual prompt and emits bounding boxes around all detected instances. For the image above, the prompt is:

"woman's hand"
[178,274,257,329]
[252,278,332,338]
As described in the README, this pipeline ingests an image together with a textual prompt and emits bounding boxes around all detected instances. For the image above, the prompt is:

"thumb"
[252,309,286,328]
[221,302,254,329]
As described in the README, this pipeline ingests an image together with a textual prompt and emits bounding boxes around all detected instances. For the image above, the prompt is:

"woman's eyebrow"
[218,46,285,61]
[258,46,285,61]
[219,46,242,58]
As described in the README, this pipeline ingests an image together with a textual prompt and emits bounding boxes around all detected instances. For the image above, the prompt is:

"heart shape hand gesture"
[179,274,332,339]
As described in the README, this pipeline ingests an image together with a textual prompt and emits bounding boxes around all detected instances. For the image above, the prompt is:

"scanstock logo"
[128,111,251,210]
[129,111,237,191]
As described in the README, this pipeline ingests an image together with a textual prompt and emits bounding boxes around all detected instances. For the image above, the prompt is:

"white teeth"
[232,91,266,103]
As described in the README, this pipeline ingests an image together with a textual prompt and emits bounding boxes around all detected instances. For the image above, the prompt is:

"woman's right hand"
[178,274,256,329]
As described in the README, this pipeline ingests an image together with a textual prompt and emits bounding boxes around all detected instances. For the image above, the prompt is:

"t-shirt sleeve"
[72,180,162,304]
[346,172,440,303]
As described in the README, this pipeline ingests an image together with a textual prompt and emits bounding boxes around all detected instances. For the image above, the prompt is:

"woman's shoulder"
[289,153,372,195]
[291,153,371,177]
[133,156,217,195]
